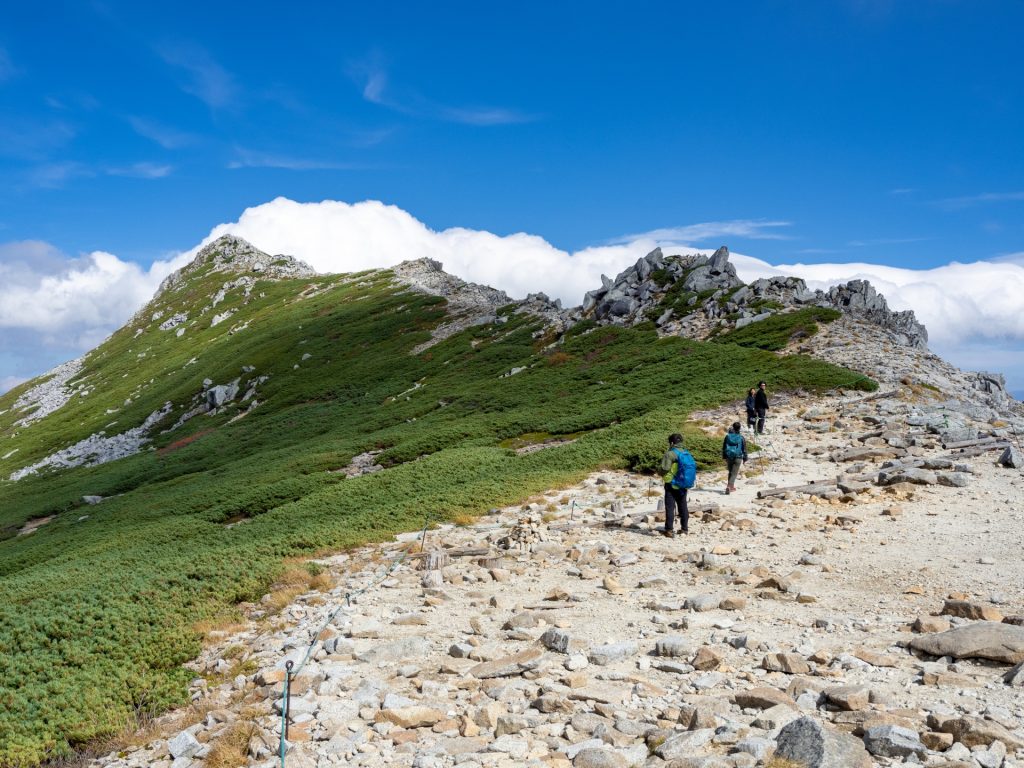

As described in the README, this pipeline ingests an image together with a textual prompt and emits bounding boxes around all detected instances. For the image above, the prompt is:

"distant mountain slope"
[0,234,1005,766]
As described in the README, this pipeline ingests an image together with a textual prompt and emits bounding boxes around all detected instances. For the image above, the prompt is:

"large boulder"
[909,621,1024,664]
[863,725,927,758]
[469,648,544,678]
[999,446,1022,468]
[774,716,871,768]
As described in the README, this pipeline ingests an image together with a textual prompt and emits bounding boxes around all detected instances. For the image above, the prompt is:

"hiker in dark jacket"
[744,388,757,432]
[754,380,769,434]
[721,421,748,494]
[660,433,694,537]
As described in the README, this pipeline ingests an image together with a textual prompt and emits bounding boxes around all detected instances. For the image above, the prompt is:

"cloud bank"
[2,198,1023,395]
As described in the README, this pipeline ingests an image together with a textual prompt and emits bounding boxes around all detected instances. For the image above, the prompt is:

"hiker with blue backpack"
[661,433,697,537]
[722,421,748,494]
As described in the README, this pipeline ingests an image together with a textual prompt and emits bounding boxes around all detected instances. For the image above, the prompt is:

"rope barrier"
[277,513,430,766]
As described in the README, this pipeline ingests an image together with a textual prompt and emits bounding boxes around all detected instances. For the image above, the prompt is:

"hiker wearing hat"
[660,433,697,537]
[721,421,748,494]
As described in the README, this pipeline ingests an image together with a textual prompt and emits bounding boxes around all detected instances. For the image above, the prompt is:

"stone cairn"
[497,511,548,552]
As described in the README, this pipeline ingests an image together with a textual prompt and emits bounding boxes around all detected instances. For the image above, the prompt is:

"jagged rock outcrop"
[157,235,316,296]
[826,280,928,348]
[392,258,573,352]
[581,245,930,352]
[392,258,511,314]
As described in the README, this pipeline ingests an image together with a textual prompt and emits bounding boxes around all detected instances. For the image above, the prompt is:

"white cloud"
[127,116,197,149]
[192,198,1024,355]
[0,375,27,395]
[25,160,173,188]
[993,251,1024,265]
[0,242,186,395]
[3,198,1024,394]
[351,58,535,126]
[934,191,1024,210]
[227,148,358,171]
[727,254,1024,352]
[156,42,237,109]
[107,162,173,179]
[613,220,792,244]
[0,247,179,335]
[193,198,685,305]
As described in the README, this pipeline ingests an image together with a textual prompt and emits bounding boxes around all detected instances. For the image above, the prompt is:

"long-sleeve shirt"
[745,394,756,415]
[661,448,680,484]
[754,389,769,410]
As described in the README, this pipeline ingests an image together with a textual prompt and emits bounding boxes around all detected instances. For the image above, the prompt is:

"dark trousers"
[746,410,757,430]
[664,483,688,532]
[727,458,743,487]
[755,408,767,434]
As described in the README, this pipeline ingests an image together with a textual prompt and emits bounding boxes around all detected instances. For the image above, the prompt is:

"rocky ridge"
[583,246,929,351]
[156,235,316,296]
[89,385,1024,768]
[392,258,572,353]
[5,238,1019,484]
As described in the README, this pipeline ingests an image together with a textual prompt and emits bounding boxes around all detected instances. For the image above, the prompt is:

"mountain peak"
[392,257,511,311]
[157,235,316,296]
[583,245,930,350]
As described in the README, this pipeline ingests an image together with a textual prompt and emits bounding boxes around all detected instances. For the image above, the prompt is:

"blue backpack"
[671,447,697,489]
[724,432,744,459]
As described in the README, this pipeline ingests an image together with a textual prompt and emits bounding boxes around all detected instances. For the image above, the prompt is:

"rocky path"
[92,390,1024,768]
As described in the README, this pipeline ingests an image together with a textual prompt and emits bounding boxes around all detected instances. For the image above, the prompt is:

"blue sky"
[2,1,1024,394]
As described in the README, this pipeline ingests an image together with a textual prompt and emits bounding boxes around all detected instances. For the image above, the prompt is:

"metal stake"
[284,660,294,740]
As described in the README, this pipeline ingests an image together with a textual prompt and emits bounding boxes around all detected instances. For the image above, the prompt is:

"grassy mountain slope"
[0,241,873,765]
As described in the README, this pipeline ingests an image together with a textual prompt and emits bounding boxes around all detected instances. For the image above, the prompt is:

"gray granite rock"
[588,641,638,666]
[862,724,926,758]
[774,716,871,768]
[909,621,1024,664]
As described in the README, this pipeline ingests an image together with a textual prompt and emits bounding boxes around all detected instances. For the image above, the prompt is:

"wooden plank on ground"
[757,481,837,499]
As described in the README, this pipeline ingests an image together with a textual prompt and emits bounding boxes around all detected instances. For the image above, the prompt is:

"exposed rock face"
[392,257,511,313]
[825,279,928,348]
[580,245,930,352]
[392,257,572,353]
[11,357,85,427]
[157,235,316,296]
[10,402,173,480]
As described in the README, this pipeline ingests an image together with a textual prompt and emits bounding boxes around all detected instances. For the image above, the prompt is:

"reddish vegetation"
[158,429,214,456]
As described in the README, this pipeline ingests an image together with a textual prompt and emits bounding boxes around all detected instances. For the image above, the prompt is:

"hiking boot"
[662,530,675,538]
[724,487,731,495]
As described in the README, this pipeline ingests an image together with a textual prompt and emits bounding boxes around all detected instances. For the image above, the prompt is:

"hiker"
[660,433,697,537]
[754,380,769,434]
[722,421,748,494]
[744,387,757,432]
